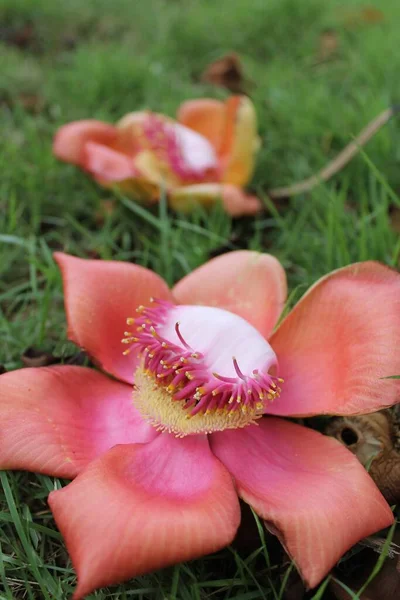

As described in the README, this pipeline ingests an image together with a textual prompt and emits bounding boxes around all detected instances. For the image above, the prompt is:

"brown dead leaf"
[341,5,385,28]
[318,29,339,62]
[201,52,249,94]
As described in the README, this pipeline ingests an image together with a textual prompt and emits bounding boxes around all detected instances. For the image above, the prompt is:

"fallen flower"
[1,251,400,599]
[53,96,261,217]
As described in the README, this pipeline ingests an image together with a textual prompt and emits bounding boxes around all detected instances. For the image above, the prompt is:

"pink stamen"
[233,357,246,380]
[175,322,192,350]
[140,114,220,183]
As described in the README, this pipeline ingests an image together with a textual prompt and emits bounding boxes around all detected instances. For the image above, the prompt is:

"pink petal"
[53,120,117,166]
[268,261,400,417]
[173,250,287,338]
[49,434,240,599]
[0,366,156,478]
[83,142,136,181]
[55,252,174,384]
[169,183,262,216]
[171,123,219,177]
[210,417,393,588]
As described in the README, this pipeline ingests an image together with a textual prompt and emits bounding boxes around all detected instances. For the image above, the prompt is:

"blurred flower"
[1,252,399,598]
[53,96,261,216]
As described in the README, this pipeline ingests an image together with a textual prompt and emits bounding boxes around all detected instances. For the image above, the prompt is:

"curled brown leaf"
[200,52,249,94]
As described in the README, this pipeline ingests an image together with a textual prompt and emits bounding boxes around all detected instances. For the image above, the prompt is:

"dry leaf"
[200,52,248,94]
[342,5,384,28]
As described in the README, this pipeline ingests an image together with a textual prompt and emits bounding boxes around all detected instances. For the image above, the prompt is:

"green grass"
[1,0,400,597]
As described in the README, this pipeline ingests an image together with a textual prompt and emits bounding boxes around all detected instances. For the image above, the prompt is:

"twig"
[268,106,399,199]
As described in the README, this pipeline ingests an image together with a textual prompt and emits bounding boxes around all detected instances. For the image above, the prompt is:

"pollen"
[122,299,283,437]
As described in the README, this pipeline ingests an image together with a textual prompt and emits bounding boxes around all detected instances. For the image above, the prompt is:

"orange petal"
[211,417,393,588]
[173,250,287,338]
[169,183,262,216]
[53,120,117,167]
[177,99,226,152]
[177,96,260,185]
[54,253,174,384]
[0,366,156,478]
[49,434,240,599]
[268,261,400,417]
[114,111,149,154]
[219,96,260,187]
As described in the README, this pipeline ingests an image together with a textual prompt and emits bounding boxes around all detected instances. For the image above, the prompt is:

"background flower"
[53,96,261,216]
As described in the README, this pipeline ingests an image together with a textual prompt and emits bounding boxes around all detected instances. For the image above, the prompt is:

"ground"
[0,0,399,597]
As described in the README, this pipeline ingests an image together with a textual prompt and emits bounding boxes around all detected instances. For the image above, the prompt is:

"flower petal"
[172,122,219,178]
[219,96,260,187]
[83,142,136,181]
[49,434,240,599]
[169,182,262,216]
[0,366,156,478]
[177,97,260,186]
[53,120,117,167]
[177,99,226,152]
[210,417,393,589]
[173,250,287,338]
[54,253,174,384]
[268,261,400,417]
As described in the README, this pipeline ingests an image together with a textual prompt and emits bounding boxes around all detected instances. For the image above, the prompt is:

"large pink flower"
[1,251,399,599]
[53,96,261,216]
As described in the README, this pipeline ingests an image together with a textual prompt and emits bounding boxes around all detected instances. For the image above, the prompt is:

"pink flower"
[1,251,399,599]
[53,97,261,217]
